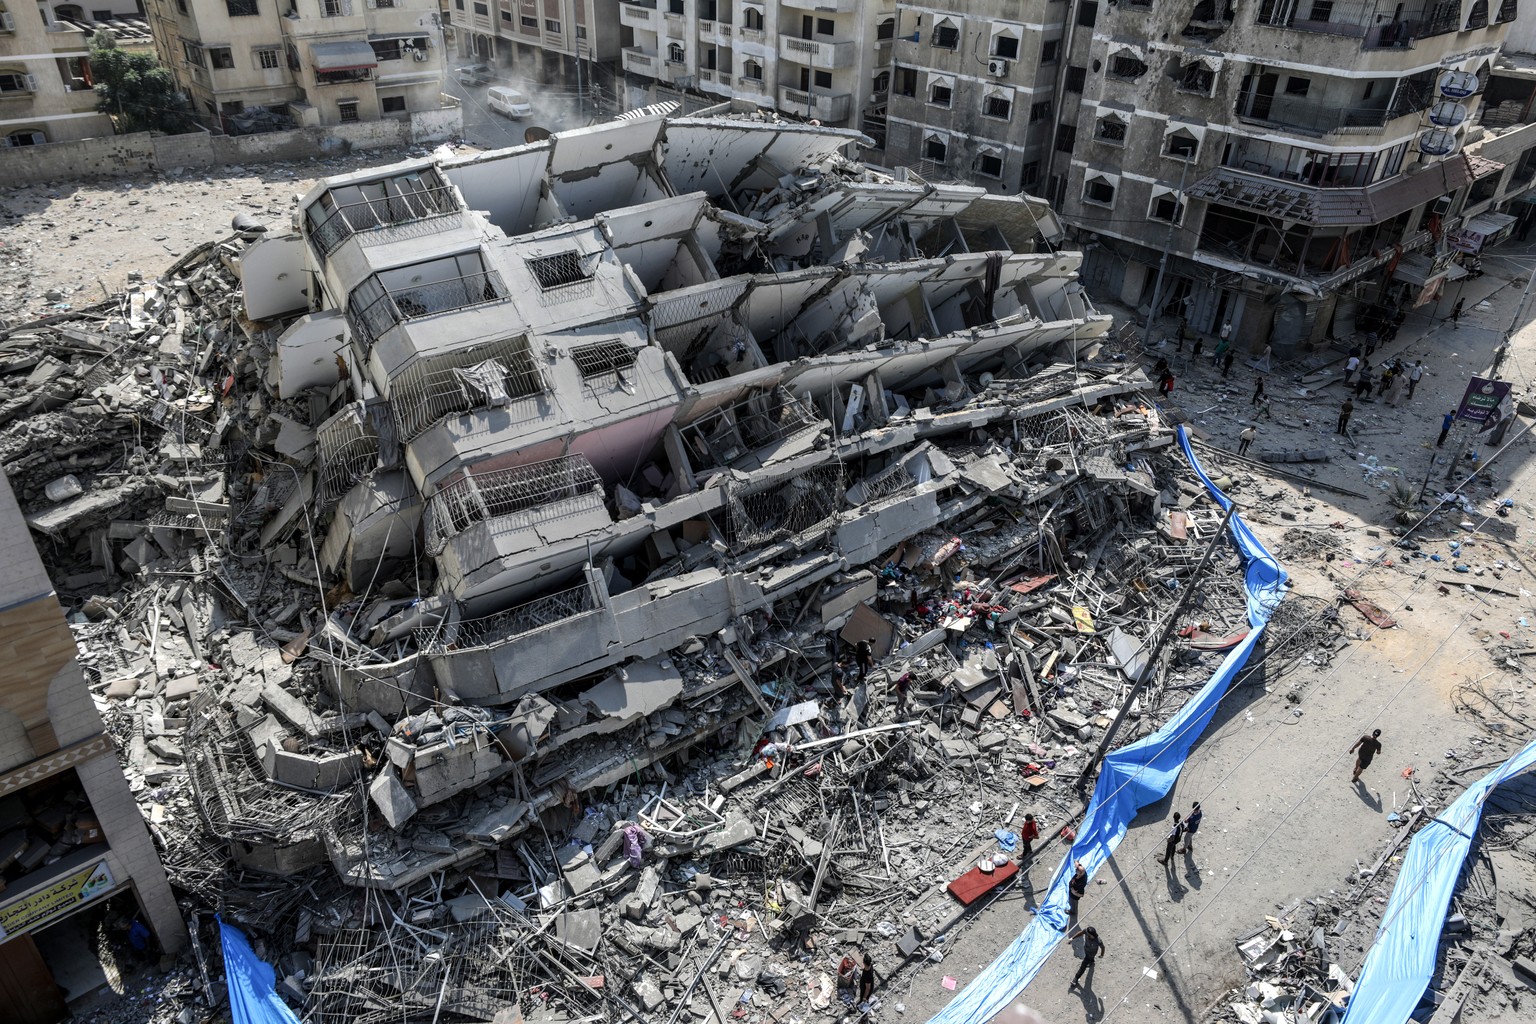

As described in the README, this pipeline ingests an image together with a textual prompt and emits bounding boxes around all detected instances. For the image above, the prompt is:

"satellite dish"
[1429,101,1468,128]
[1419,129,1457,156]
[1438,69,1478,98]
[524,125,552,144]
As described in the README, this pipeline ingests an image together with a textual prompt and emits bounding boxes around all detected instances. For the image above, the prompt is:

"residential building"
[1460,33,1536,246]
[143,0,454,133]
[0,469,185,1024]
[609,1,897,144]
[445,0,620,107]
[887,2,1518,354]
[0,1,152,146]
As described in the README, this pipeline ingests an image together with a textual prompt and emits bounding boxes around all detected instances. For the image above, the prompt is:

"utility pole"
[1077,501,1237,791]
[1138,154,1193,352]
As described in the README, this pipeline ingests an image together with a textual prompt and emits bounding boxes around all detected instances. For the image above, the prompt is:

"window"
[338,101,358,122]
[1497,0,1518,23]
[743,59,762,81]
[813,69,831,88]
[816,17,833,34]
[93,8,111,18]
[992,33,1019,59]
[668,42,684,62]
[545,18,560,31]
[1467,0,1488,26]
[877,17,895,40]
[1285,76,1310,96]
[1095,115,1126,143]
[975,151,1004,178]
[220,100,244,115]
[576,25,586,37]
[1180,62,1214,94]
[1054,123,1076,152]
[983,93,1012,119]
[521,14,536,27]
[923,134,947,161]
[1165,130,1198,159]
[1083,176,1115,205]
[1307,0,1334,18]
[1150,192,1183,223]
[1078,1,1098,25]
[225,0,257,14]
[1065,65,1086,92]
[669,0,683,11]
[895,67,916,96]
[1109,53,1147,79]
[527,251,592,290]
[209,47,234,70]
[321,0,348,15]
[176,0,187,12]
[256,47,280,69]
[929,79,952,106]
[933,19,959,48]
[872,71,890,94]
[7,127,45,145]
[1041,40,1060,64]
[500,9,511,19]
[473,1,488,14]
[382,95,406,113]
[181,41,204,67]
[1030,101,1049,122]
[743,7,762,30]
[1020,161,1039,187]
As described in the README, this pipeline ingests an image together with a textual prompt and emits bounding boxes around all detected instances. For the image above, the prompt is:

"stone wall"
[0,106,464,186]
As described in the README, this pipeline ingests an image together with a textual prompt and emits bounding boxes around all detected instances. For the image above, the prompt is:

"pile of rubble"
[0,108,1304,1024]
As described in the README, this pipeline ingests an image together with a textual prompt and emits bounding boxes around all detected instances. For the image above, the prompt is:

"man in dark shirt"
[1351,729,1383,782]
[1156,812,1184,867]
[1067,861,1088,923]
[1070,927,1106,991]
[854,638,875,680]
[1180,802,1204,854]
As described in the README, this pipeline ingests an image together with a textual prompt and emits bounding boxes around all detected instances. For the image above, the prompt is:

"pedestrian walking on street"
[1157,811,1184,867]
[1255,395,1273,420]
[1438,409,1456,447]
[1180,802,1203,854]
[1191,335,1205,360]
[1344,354,1361,384]
[1222,349,1235,378]
[1450,297,1464,328]
[1386,370,1408,408]
[1067,861,1088,922]
[1408,360,1424,399]
[1350,728,1383,783]
[1251,378,1266,406]
[1237,425,1256,457]
[1256,344,1273,373]
[1211,335,1230,366]
[1376,363,1394,397]
[1353,371,1373,399]
[1069,927,1106,992]
[1017,813,1040,866]
[1157,368,1175,398]
[1337,398,1354,435]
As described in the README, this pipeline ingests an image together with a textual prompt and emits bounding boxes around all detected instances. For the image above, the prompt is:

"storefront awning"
[311,41,378,72]
[1449,212,1517,253]
[1391,256,1467,287]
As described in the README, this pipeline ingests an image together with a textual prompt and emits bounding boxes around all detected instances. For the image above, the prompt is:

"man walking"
[1222,349,1236,379]
[1237,425,1256,457]
[1438,409,1456,447]
[1408,360,1425,399]
[1069,927,1106,992]
[1350,728,1383,783]
[1017,813,1040,866]
[1344,353,1361,384]
[1180,801,1203,854]
[1251,378,1266,406]
[1156,811,1184,866]
[1067,861,1088,922]
[1449,297,1465,328]
[1337,398,1354,435]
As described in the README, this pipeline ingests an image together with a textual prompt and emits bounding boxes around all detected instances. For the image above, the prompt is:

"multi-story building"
[445,0,620,105]
[0,1,153,146]
[0,470,185,1024]
[143,0,454,133]
[610,0,896,143]
[888,2,1518,353]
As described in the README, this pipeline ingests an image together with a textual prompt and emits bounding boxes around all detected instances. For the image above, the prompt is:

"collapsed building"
[0,103,1299,1023]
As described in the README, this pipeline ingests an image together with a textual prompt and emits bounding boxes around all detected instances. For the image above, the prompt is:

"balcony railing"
[619,0,657,27]
[423,454,605,554]
[622,46,656,73]
[1235,86,1429,137]
[778,34,856,68]
[347,267,510,350]
[780,86,852,122]
[1257,0,1467,48]
[389,334,545,440]
[308,184,461,259]
[418,579,602,654]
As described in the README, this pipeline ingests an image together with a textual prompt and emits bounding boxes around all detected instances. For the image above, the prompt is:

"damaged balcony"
[303,166,463,263]
[1234,69,1435,139]
[344,251,511,351]
[677,387,827,482]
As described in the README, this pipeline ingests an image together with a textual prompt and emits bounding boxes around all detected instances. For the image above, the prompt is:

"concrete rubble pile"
[2,103,1288,1023]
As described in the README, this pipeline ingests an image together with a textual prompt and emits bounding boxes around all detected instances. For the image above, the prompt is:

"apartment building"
[0,470,185,1024]
[446,0,620,99]
[887,2,1517,354]
[0,1,152,145]
[143,0,452,132]
[610,0,896,142]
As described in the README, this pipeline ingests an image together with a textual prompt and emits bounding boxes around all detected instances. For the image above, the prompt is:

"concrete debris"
[0,107,1313,1024]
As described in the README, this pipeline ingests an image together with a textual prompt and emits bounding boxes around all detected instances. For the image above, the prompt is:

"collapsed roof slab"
[659,117,872,202]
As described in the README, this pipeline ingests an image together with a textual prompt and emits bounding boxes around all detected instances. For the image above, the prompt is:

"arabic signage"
[1455,376,1514,434]
[0,859,115,941]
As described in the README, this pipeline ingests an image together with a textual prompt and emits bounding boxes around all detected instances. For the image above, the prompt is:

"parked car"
[456,64,493,86]
[487,86,534,119]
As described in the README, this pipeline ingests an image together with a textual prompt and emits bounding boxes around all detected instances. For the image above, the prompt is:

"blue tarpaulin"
[219,917,302,1024]
[1341,735,1536,1024]
[926,426,1286,1024]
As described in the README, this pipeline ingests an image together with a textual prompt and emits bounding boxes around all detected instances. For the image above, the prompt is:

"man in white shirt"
[1408,360,1425,399]
[1344,354,1361,384]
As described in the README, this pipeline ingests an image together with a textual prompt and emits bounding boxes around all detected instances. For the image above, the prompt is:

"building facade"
[0,470,185,1024]
[0,1,153,145]
[446,0,620,104]
[144,0,453,133]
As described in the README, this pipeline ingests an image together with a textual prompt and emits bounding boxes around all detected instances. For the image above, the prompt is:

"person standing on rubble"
[1251,378,1266,407]
[1221,349,1236,379]
[892,671,912,716]
[858,953,878,1005]
[1336,398,1354,435]
[1407,360,1425,400]
[854,638,875,680]
[1017,813,1041,866]
[1350,729,1383,783]
[1069,927,1106,992]
[1237,425,1256,457]
[1157,811,1184,866]
[832,656,852,699]
[1157,367,1175,398]
[1180,802,1203,854]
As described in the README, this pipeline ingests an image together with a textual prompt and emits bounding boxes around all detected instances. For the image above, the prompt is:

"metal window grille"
[346,263,509,349]
[390,335,544,440]
[571,339,638,379]
[1497,0,1517,21]
[225,0,259,14]
[422,454,604,554]
[679,387,821,474]
[418,580,600,653]
[527,250,592,290]
[860,464,915,505]
[316,405,387,509]
[720,460,843,553]
[1110,55,1147,78]
[1096,118,1126,142]
[1466,0,1489,25]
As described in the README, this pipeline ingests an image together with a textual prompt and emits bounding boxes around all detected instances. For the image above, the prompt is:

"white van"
[487,86,534,119]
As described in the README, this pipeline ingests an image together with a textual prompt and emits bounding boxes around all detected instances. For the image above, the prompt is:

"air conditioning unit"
[0,11,15,30]
[987,59,1009,77]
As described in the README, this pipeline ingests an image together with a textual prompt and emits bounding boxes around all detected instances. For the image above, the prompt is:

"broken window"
[571,339,638,380]
[877,17,895,39]
[929,79,952,106]
[1467,0,1489,26]
[1078,1,1098,25]
[974,150,1004,178]
[6,128,45,146]
[1030,101,1049,122]
[381,95,405,113]
[1109,53,1147,79]
[895,67,915,96]
[1055,123,1076,152]
[1083,175,1115,206]
[1041,39,1060,64]
[742,59,762,81]
[0,71,33,92]
[923,133,947,161]
[991,31,1019,59]
[743,6,762,30]
[1165,129,1199,159]
[1285,76,1310,96]
[1095,116,1126,143]
[1020,160,1039,186]
[527,251,593,291]
[181,41,205,67]
[1150,192,1183,223]
[209,47,234,70]
[390,335,544,439]
[933,19,959,48]
[1180,61,1215,94]
[1498,0,1518,22]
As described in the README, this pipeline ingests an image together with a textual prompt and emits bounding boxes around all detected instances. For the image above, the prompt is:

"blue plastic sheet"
[926,426,1287,1024]
[1342,735,1536,1024]
[220,917,302,1024]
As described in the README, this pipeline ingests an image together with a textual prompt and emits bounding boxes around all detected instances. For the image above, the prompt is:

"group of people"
[836,951,879,1009]
[1342,352,1424,407]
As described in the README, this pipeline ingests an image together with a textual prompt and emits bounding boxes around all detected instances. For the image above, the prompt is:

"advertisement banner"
[0,859,115,940]
[1456,376,1514,434]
